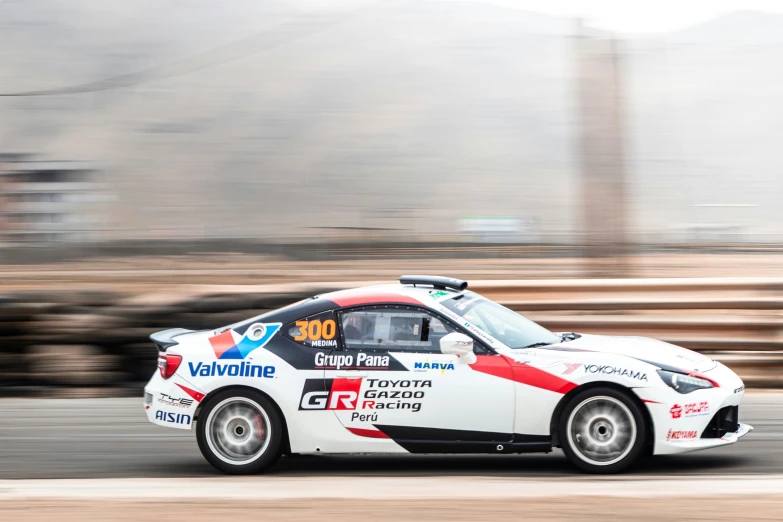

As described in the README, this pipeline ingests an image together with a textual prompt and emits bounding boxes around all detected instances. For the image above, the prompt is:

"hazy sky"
[440,0,783,33]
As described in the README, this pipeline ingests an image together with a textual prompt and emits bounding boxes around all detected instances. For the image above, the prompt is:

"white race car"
[144,275,752,474]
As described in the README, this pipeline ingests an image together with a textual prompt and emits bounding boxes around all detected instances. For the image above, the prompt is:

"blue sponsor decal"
[209,323,282,360]
[155,410,192,425]
[188,361,276,378]
[414,361,455,372]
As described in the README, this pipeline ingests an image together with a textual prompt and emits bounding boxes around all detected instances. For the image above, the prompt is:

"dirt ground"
[3,496,783,522]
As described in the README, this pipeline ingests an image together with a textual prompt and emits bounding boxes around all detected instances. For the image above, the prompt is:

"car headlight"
[657,370,714,394]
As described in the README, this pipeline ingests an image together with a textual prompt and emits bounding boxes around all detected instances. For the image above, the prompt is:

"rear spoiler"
[150,328,198,351]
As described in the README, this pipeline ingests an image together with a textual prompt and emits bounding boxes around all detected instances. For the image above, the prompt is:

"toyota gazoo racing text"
[144,275,752,474]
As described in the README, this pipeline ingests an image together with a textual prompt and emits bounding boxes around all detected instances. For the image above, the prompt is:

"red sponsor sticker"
[666,429,698,441]
[670,401,709,419]
[684,401,710,416]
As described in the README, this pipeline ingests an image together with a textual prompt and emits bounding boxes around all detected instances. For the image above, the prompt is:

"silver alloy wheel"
[204,397,271,465]
[566,395,637,466]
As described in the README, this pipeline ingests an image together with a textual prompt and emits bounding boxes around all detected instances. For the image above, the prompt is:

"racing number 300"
[294,319,336,342]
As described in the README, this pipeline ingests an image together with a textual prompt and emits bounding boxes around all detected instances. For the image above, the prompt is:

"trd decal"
[157,393,193,408]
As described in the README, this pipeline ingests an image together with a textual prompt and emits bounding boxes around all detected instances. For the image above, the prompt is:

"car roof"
[319,284,428,306]
[230,281,469,332]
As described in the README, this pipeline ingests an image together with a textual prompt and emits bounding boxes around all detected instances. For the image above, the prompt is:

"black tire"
[196,389,283,474]
[558,387,647,474]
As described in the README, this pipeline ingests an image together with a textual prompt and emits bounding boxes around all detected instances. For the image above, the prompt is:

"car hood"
[552,333,718,373]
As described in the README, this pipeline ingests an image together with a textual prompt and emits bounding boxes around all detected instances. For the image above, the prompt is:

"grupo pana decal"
[314,352,390,370]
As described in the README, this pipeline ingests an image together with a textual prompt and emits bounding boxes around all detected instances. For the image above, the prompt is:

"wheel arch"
[194,384,292,456]
[549,381,655,450]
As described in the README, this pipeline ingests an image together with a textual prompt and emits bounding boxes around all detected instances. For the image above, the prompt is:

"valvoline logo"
[208,323,281,359]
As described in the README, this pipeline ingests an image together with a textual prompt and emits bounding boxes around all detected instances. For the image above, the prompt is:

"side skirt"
[391,440,552,454]
[372,424,552,454]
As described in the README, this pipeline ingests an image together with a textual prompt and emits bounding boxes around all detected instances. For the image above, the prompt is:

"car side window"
[283,310,340,349]
[339,306,458,352]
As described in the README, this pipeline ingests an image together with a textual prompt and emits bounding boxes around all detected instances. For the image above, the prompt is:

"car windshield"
[442,294,560,349]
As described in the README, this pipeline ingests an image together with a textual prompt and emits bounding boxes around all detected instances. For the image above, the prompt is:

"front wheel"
[196,389,283,474]
[559,387,647,474]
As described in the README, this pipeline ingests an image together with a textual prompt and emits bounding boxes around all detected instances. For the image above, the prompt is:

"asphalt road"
[1,393,781,480]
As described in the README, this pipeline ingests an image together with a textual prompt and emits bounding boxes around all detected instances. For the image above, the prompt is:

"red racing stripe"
[329,292,422,307]
[689,371,720,388]
[347,427,390,439]
[175,383,206,402]
[471,355,577,394]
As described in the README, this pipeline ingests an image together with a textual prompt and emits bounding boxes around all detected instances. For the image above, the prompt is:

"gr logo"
[299,378,362,411]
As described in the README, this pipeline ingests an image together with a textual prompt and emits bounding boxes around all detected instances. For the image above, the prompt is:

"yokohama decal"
[470,355,577,394]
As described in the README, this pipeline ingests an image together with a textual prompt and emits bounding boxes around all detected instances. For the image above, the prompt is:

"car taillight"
[158,353,182,379]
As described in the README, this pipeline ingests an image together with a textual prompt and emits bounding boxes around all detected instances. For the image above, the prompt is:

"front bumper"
[722,422,754,443]
[639,362,754,455]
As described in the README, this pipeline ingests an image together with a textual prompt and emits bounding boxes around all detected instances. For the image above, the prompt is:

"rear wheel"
[196,389,283,474]
[559,387,646,474]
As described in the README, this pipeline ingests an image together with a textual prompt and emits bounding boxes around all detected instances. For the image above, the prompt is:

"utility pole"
[574,20,631,277]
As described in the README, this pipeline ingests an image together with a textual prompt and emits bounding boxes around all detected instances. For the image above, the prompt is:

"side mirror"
[440,332,476,364]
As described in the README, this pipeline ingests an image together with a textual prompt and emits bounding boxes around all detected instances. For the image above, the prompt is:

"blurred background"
[2,0,783,396]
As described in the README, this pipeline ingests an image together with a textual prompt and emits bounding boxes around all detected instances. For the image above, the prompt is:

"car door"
[324,304,516,449]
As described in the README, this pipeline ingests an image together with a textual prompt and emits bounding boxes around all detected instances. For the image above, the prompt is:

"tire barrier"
[1,278,782,396]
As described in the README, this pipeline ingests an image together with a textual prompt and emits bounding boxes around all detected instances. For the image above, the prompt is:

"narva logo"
[414,360,455,373]
[155,411,191,425]
[188,361,275,378]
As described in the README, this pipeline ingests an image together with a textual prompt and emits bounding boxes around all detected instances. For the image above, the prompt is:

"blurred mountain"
[1,1,782,243]
[667,10,783,46]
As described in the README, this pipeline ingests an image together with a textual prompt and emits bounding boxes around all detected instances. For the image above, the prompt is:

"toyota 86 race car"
[144,275,752,474]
